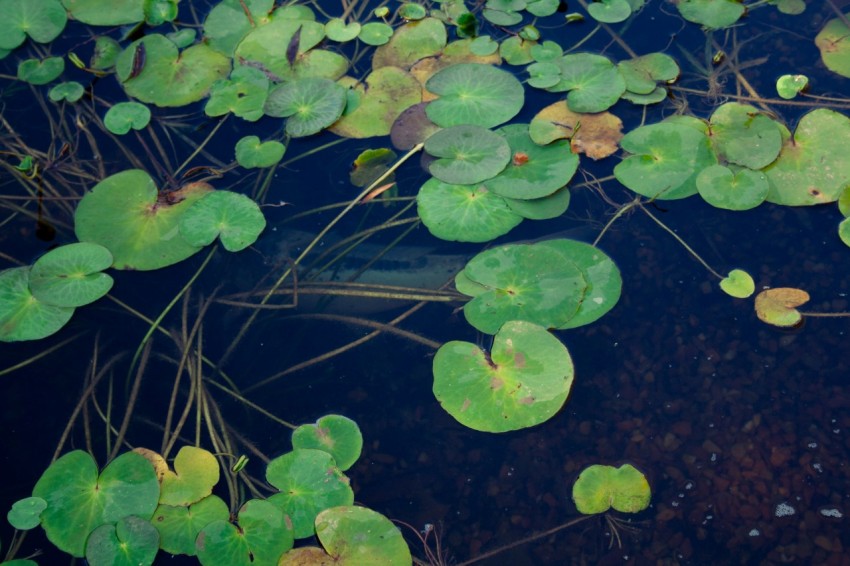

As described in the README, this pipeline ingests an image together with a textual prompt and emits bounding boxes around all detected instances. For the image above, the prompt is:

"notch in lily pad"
[292,415,363,471]
[754,287,808,327]
[0,267,74,342]
[572,463,651,515]
[235,136,286,169]
[179,190,266,252]
[776,74,808,99]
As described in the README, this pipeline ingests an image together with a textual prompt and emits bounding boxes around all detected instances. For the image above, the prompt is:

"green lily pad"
[117,35,231,107]
[33,450,159,557]
[325,18,361,42]
[708,102,782,170]
[144,0,178,25]
[358,22,394,46]
[755,287,808,327]
[17,57,64,85]
[719,268,754,299]
[470,35,499,56]
[764,109,850,205]
[29,242,113,308]
[425,125,511,184]
[265,77,346,137]
[234,136,286,169]
[839,217,850,249]
[373,17,446,69]
[292,415,363,472]
[398,2,427,20]
[572,463,651,514]
[816,18,850,79]
[499,36,534,66]
[153,495,230,556]
[74,169,210,270]
[61,0,143,25]
[547,53,625,113]
[0,267,74,342]
[203,0,275,56]
[104,101,151,135]
[587,0,632,23]
[7,497,47,530]
[49,81,84,102]
[485,124,578,200]
[205,66,270,122]
[166,28,196,49]
[313,506,411,565]
[179,190,266,252]
[776,74,808,99]
[196,499,294,565]
[676,0,745,29]
[526,0,559,16]
[529,102,624,160]
[614,120,716,200]
[417,178,523,242]
[621,86,668,105]
[433,320,574,432]
[425,63,525,128]
[267,449,354,539]
[618,53,679,95]
[329,66,422,138]
[85,515,159,566]
[0,0,67,51]
[696,165,768,210]
[527,61,562,89]
[459,243,587,333]
[350,148,397,187]
[839,185,850,217]
[159,446,220,507]
[91,36,121,70]
[503,185,571,220]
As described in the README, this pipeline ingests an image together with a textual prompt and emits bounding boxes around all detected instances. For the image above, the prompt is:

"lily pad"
[292,415,363,472]
[29,243,113,308]
[325,18,361,42]
[676,0,745,29]
[719,269,754,299]
[618,53,679,95]
[372,18,447,69]
[416,178,523,242]
[61,0,143,25]
[7,497,47,530]
[425,63,525,128]
[503,186,571,220]
[159,446,220,507]
[152,495,230,556]
[547,53,625,113]
[205,66,270,122]
[432,320,574,432]
[425,125,511,184]
[0,0,67,50]
[764,109,850,206]
[74,169,210,270]
[203,0,275,56]
[179,191,266,252]
[0,267,74,342]
[117,35,231,107]
[755,287,809,327]
[234,136,286,169]
[196,499,294,565]
[708,102,782,170]
[499,36,534,66]
[587,0,632,23]
[529,102,623,160]
[572,463,651,514]
[17,57,64,85]
[312,506,411,565]
[358,22,394,46]
[85,515,159,566]
[776,74,808,99]
[104,102,151,135]
[697,165,768,210]
[816,17,850,79]
[49,81,84,103]
[91,36,121,70]
[485,124,578,200]
[265,77,346,137]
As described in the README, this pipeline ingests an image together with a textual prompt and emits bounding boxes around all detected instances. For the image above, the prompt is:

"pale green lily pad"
[313,506,411,565]
[398,2,427,20]
[547,53,625,113]
[329,66,422,138]
[486,124,578,200]
[117,35,231,107]
[615,120,716,200]
[206,66,270,122]
[17,57,64,85]
[764,109,850,205]
[572,464,651,514]
[234,17,327,81]
[104,102,151,135]
[697,165,768,210]
[325,18,361,42]
[85,516,159,566]
[417,178,523,242]
[621,86,668,105]
[459,243,587,333]
[265,77,346,137]
[91,36,121,70]
[167,28,196,49]
[75,169,210,270]
[527,61,561,88]
[159,446,220,507]
[719,269,754,299]
[358,22,394,46]
[235,136,286,169]
[143,0,178,25]
[709,102,782,170]
[179,191,266,252]
[425,63,525,128]
[196,499,294,565]
[776,74,808,99]
[433,320,574,432]
[425,125,511,184]
[61,0,143,25]
[816,18,850,79]
[7,497,47,530]
[618,53,679,95]
[292,415,363,472]
[203,0,274,56]
[839,185,850,217]
[755,287,808,327]
[587,0,632,23]
[470,35,499,56]
[33,450,159,557]
[676,0,745,29]
[526,0,559,16]
[373,17,446,69]
[267,449,354,539]
[153,495,230,556]
[49,81,84,102]
[29,242,113,308]
[531,40,563,62]
[499,36,534,66]
[503,186,571,220]
[0,267,74,342]
[0,0,67,50]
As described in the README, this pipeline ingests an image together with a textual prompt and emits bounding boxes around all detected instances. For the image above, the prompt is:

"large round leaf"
[0,267,74,342]
[33,451,159,557]
[85,516,159,566]
[547,53,625,113]
[817,18,850,79]
[74,170,210,270]
[203,0,274,56]
[417,178,522,242]
[572,463,651,514]
[61,0,143,25]
[372,17,447,69]
[313,506,411,565]
[29,242,113,308]
[178,190,266,252]
[424,125,511,184]
[425,63,524,128]
[433,320,574,432]
[264,77,346,137]
[292,415,363,472]
[0,0,67,51]
[708,102,782,170]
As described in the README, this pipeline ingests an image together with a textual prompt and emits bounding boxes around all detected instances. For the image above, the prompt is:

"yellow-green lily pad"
[572,463,651,514]
[0,267,74,342]
[29,242,113,308]
[755,287,809,327]
[719,269,754,298]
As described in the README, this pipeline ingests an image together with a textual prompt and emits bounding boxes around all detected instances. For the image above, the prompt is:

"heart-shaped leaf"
[719,269,755,299]
[291,415,363,471]
[178,190,266,252]
[696,165,768,210]
[235,136,286,169]
[424,125,511,184]
[160,446,220,506]
[104,101,151,135]
[572,464,651,514]
[29,242,114,308]
[755,287,809,327]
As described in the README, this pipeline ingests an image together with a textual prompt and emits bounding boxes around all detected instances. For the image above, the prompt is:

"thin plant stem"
[639,205,725,280]
[108,340,152,461]
[0,334,80,376]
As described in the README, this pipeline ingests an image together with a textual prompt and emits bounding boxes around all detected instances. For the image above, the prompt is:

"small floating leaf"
[719,269,755,299]
[696,165,768,211]
[179,191,266,252]
[17,57,64,85]
[572,463,651,515]
[235,136,286,169]
[29,242,113,308]
[49,81,84,103]
[676,0,745,29]
[85,515,159,566]
[755,287,809,327]
[160,446,221,507]
[424,125,511,184]
[152,495,229,556]
[708,102,782,170]
[205,66,270,122]
[292,415,363,471]
[325,18,361,42]
[358,22,394,46]
[104,101,151,135]
[7,497,47,530]
[0,267,74,342]
[776,74,808,99]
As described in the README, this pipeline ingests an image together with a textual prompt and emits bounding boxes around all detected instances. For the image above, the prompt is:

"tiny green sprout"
[15,156,38,178]
[565,13,584,23]
[68,52,86,70]
[231,455,249,473]
[374,6,389,18]
[712,50,726,65]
